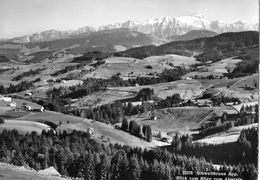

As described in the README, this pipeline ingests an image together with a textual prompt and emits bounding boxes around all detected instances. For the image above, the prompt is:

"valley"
[0,24,258,179]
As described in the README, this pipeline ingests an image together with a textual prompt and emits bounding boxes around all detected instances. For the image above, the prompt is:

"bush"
[136,88,154,101]
[121,118,128,131]
[145,65,153,69]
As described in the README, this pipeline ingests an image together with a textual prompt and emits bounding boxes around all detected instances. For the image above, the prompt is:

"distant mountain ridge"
[24,28,153,54]
[9,13,258,43]
[167,30,218,42]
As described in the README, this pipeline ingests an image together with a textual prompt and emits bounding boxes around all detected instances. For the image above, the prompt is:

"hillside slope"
[167,30,217,42]
[118,31,259,62]
[0,163,66,180]
[24,28,153,54]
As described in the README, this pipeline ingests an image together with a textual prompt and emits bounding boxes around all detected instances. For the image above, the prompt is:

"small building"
[185,77,192,80]
[135,83,140,87]
[0,95,11,102]
[25,92,32,96]
[9,102,16,107]
[225,102,235,106]
[87,127,94,137]
[34,106,45,112]
[24,105,32,111]
[40,106,44,112]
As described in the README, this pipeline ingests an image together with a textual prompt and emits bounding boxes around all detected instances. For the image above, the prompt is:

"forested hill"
[116,31,259,62]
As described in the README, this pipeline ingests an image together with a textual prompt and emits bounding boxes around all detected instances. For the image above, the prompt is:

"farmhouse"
[0,95,11,102]
[225,102,236,106]
[124,100,154,107]
[87,127,94,137]
[182,77,192,80]
[23,105,32,111]
[8,102,16,107]
[25,92,32,96]
[33,106,45,112]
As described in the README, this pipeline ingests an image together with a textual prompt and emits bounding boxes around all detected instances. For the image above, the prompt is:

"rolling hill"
[0,28,153,62]
[117,31,259,62]
[167,30,217,42]
[25,28,153,55]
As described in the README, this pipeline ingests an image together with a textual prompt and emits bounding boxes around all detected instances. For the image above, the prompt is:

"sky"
[0,0,258,38]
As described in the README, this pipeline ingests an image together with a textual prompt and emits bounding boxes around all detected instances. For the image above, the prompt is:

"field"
[16,111,83,125]
[184,57,242,79]
[0,61,79,86]
[71,78,203,108]
[84,55,199,79]
[217,74,259,102]
[143,54,199,67]
[109,79,202,99]
[198,74,259,102]
[72,89,136,108]
[56,119,160,148]
[130,107,213,134]
[0,163,66,180]
[194,123,258,144]
[0,63,255,148]
[0,37,258,151]
[0,108,165,148]
[0,120,51,134]
[127,106,237,135]
[84,57,169,79]
[0,98,42,109]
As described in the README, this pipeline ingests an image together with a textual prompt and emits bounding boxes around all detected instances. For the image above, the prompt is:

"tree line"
[72,101,147,124]
[0,129,257,180]
[12,68,45,81]
[51,64,85,76]
[121,118,152,142]
[0,81,34,94]
[71,92,186,125]
[168,128,257,178]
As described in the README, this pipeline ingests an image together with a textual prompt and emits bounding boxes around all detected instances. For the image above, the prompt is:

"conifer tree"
[128,155,141,180]
[121,118,128,131]
[96,153,111,180]
[84,152,96,180]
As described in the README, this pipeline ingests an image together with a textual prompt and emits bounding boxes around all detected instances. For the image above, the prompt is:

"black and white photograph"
[0,0,259,179]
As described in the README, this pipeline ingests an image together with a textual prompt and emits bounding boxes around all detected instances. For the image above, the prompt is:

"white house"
[40,106,44,112]
[0,95,11,102]
[225,102,235,106]
[25,92,32,96]
[24,105,32,111]
[87,127,94,137]
[9,102,16,107]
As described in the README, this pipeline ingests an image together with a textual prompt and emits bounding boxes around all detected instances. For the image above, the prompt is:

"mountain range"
[9,13,258,43]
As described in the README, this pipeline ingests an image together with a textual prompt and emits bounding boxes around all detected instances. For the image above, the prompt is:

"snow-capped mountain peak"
[9,13,258,43]
[190,12,205,19]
